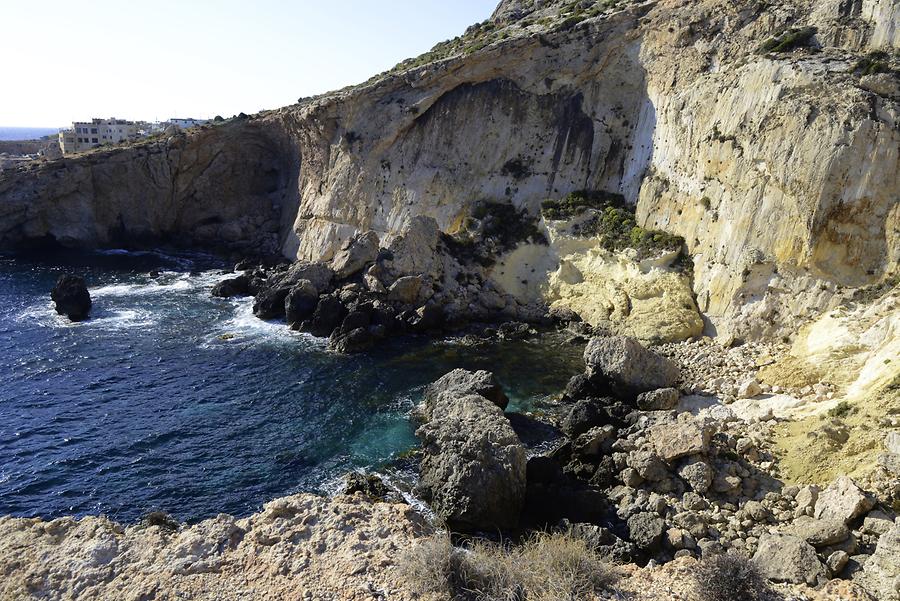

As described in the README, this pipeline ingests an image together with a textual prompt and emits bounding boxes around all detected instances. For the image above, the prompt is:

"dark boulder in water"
[284,280,319,327]
[329,326,376,353]
[212,274,250,298]
[51,275,91,321]
[304,295,347,337]
[252,285,291,319]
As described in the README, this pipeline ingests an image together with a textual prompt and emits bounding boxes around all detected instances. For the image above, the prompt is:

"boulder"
[752,533,827,586]
[304,295,348,337]
[421,369,509,420]
[328,327,376,354]
[51,275,92,321]
[627,512,665,550]
[561,397,618,438]
[211,274,250,297]
[784,516,850,547]
[814,476,874,524]
[252,285,291,319]
[737,378,762,399]
[677,457,713,493]
[281,262,334,294]
[387,275,423,305]
[384,216,444,283]
[330,231,379,280]
[416,393,526,531]
[650,419,711,463]
[562,372,611,402]
[284,280,319,326]
[636,387,680,411]
[855,519,900,601]
[583,335,679,395]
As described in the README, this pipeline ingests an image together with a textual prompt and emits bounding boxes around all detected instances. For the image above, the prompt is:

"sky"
[0,0,496,127]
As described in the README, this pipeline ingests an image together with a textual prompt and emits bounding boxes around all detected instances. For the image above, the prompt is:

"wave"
[203,298,326,349]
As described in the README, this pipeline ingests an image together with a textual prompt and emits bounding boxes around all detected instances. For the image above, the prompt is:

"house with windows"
[168,117,207,130]
[57,118,142,154]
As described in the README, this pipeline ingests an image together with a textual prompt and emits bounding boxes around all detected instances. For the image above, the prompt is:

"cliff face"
[1,0,897,341]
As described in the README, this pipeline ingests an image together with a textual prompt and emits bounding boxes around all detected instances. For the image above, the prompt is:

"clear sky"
[0,0,496,127]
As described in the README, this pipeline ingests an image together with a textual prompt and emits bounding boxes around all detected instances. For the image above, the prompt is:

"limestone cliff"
[0,0,897,343]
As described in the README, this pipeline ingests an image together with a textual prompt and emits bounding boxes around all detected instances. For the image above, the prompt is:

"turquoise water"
[0,249,583,523]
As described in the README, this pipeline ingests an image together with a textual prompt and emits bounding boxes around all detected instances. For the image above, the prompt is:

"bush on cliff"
[693,552,774,601]
[400,530,615,601]
[757,27,817,54]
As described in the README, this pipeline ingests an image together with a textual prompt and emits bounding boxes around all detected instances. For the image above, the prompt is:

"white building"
[168,117,207,130]
[58,118,141,154]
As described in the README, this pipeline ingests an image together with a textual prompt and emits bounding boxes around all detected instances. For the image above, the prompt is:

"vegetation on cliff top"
[541,190,685,259]
[446,199,548,267]
[757,26,817,54]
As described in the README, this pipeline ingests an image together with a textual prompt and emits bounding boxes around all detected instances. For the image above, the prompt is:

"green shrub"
[447,200,547,267]
[853,51,895,76]
[693,552,772,601]
[758,26,817,53]
[828,401,853,418]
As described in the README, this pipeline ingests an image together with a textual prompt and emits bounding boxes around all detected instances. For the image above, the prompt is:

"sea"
[0,127,59,141]
[0,249,583,523]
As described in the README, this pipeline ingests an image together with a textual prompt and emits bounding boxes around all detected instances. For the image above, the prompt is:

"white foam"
[206,298,325,349]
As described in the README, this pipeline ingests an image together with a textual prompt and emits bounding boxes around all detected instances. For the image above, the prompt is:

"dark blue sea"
[0,250,582,523]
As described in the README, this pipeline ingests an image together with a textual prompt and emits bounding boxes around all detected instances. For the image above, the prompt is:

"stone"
[211,274,250,297]
[636,387,680,411]
[752,533,827,586]
[814,476,874,524]
[421,369,508,420]
[416,393,526,531]
[650,419,711,463]
[677,457,713,493]
[627,512,665,550]
[862,511,896,537]
[304,295,347,337]
[284,280,319,326]
[560,397,620,438]
[583,335,680,395]
[384,216,443,282]
[827,550,849,575]
[51,275,91,321]
[628,448,669,482]
[886,432,900,455]
[856,519,900,601]
[562,373,610,402]
[328,327,375,354]
[387,275,423,305]
[329,230,379,279]
[737,378,762,399]
[795,485,819,513]
[742,500,769,522]
[784,516,850,547]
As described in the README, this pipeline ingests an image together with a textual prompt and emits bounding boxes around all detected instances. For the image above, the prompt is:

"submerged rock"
[51,275,91,321]
[212,274,250,298]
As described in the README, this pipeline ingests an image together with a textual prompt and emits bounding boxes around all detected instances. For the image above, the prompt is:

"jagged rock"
[330,231,379,279]
[328,327,375,354]
[862,511,896,537]
[420,369,508,420]
[304,295,347,337]
[562,372,610,402]
[383,216,443,283]
[51,275,91,321]
[628,448,669,482]
[737,378,762,399]
[627,512,665,550]
[583,335,679,395]
[795,485,819,514]
[784,516,850,547]
[856,519,900,601]
[496,321,534,340]
[827,550,849,575]
[340,472,391,500]
[252,286,291,319]
[752,533,827,586]
[743,500,770,522]
[814,476,874,524]
[284,280,319,326]
[636,388,680,411]
[212,274,250,297]
[677,457,713,494]
[650,419,711,463]
[387,275,423,304]
[281,262,334,294]
[416,393,526,531]
[572,425,615,458]
[560,397,619,438]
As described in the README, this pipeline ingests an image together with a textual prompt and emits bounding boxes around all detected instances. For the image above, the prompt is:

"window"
[92,138,98,143]
[91,128,98,134]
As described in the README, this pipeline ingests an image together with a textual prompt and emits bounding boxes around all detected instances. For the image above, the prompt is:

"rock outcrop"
[50,275,91,321]
[1,0,896,345]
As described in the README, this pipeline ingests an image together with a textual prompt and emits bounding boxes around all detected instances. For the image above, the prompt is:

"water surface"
[0,250,583,522]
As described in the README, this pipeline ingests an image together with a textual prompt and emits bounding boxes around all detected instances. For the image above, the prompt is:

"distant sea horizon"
[0,127,60,141]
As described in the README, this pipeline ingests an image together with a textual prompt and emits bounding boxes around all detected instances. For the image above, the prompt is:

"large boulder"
[416,392,526,531]
[650,418,712,463]
[583,335,679,396]
[330,231,379,280]
[284,280,319,326]
[784,516,850,547]
[51,275,91,321]
[383,216,444,283]
[855,519,900,600]
[211,274,250,297]
[627,512,666,551]
[421,369,508,420]
[814,476,874,524]
[304,295,348,337]
[752,533,827,586]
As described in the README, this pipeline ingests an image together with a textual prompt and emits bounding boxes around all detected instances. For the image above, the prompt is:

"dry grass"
[693,553,775,601]
[399,530,615,601]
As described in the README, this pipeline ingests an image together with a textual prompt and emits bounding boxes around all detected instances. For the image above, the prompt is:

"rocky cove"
[1,0,899,599]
